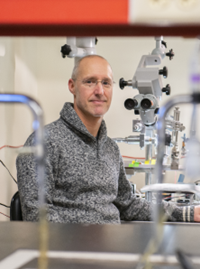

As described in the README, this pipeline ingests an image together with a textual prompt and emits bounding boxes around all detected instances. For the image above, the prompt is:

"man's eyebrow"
[83,76,112,81]
[84,76,97,80]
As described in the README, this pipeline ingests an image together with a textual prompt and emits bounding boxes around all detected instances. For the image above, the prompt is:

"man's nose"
[94,81,104,95]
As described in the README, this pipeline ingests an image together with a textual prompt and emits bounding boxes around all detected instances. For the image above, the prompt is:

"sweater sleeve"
[114,155,195,222]
[16,132,59,222]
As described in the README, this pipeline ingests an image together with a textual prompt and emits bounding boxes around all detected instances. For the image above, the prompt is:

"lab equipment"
[140,92,200,269]
[119,36,173,126]
[115,37,186,201]
[61,37,97,63]
[0,94,47,269]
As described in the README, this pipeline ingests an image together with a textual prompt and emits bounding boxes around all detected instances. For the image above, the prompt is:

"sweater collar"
[60,102,107,143]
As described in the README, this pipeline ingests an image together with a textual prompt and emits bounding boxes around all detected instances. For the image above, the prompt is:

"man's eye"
[85,80,93,84]
[102,81,110,86]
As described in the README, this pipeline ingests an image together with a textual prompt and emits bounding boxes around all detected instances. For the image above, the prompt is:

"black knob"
[162,84,171,95]
[124,99,138,110]
[141,98,152,109]
[161,40,167,48]
[165,133,171,146]
[119,78,128,89]
[159,66,168,78]
[155,108,159,114]
[166,49,174,60]
[134,110,140,115]
[61,44,72,58]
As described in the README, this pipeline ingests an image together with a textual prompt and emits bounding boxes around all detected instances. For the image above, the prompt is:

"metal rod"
[151,94,194,268]
[0,93,47,269]
[155,94,193,186]
[145,144,152,202]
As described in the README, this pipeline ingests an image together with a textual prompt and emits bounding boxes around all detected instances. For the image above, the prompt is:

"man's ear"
[68,79,76,96]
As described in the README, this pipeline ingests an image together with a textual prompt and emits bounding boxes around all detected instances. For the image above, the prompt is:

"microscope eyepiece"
[141,98,152,109]
[124,99,138,110]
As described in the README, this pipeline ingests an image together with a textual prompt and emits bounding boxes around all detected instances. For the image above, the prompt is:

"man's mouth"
[90,100,106,104]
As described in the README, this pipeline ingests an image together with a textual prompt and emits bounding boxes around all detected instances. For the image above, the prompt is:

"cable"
[122,155,186,160]
[0,145,21,183]
[0,203,10,208]
[0,212,10,218]
[0,160,17,216]
[0,160,17,184]
[122,155,156,160]
[176,249,194,269]
[0,145,23,150]
[163,195,185,201]
[123,155,186,160]
[122,156,145,159]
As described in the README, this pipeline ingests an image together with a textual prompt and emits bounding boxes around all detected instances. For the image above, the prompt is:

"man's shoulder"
[45,118,62,134]
[25,117,69,146]
[106,136,120,152]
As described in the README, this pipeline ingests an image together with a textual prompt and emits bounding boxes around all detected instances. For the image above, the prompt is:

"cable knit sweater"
[16,102,194,224]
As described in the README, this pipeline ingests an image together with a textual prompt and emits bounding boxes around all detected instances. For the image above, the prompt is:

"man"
[16,55,200,223]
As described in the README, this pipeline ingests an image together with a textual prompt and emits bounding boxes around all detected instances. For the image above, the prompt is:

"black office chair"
[10,191,23,221]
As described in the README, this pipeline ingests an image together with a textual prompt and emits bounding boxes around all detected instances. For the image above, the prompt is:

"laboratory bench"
[0,221,200,268]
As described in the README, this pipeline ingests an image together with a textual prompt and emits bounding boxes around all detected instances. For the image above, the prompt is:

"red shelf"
[0,0,200,36]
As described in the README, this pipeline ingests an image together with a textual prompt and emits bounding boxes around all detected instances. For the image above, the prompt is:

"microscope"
[119,36,173,134]
[115,37,186,201]
[60,37,97,63]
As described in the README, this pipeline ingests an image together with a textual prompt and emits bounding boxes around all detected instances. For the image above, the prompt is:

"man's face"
[69,57,113,120]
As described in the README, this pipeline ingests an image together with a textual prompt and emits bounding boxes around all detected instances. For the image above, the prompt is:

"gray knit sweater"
[16,102,194,224]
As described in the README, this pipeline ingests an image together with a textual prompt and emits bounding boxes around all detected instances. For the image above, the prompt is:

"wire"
[122,155,186,160]
[0,145,23,150]
[0,212,10,218]
[176,249,194,269]
[122,155,145,159]
[0,203,10,208]
[0,145,21,183]
[0,160,17,184]
[122,155,156,160]
[123,155,186,160]
[0,145,20,219]
[163,195,186,201]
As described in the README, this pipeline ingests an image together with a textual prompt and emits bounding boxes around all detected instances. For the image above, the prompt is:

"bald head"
[71,55,113,81]
[68,54,114,130]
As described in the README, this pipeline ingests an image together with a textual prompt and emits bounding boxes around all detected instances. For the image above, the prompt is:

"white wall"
[0,36,197,221]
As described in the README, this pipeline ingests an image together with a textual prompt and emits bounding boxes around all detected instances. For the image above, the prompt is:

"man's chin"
[90,111,105,118]
[86,106,109,118]
[89,108,106,118]
[92,114,104,118]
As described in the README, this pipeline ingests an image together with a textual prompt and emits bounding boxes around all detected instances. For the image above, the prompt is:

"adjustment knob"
[161,40,167,48]
[165,133,171,146]
[61,44,72,58]
[159,66,168,78]
[162,84,171,95]
[119,78,128,89]
[124,99,138,110]
[166,49,174,60]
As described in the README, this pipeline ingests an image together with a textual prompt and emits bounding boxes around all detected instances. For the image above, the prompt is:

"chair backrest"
[10,191,23,221]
